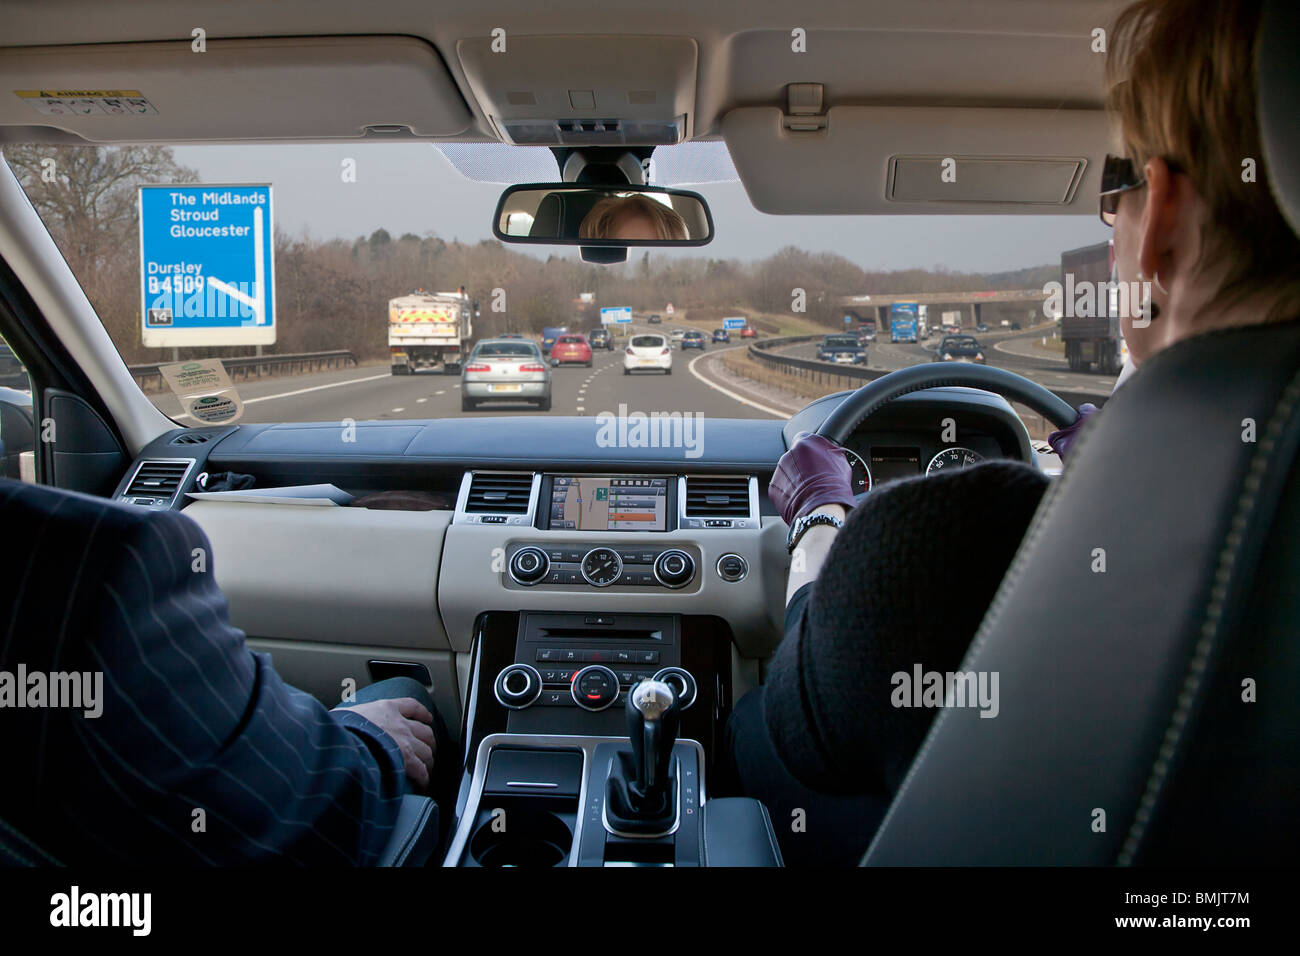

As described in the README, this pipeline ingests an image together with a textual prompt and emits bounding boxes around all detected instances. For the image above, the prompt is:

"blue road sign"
[601,307,633,325]
[139,184,276,347]
[723,316,747,330]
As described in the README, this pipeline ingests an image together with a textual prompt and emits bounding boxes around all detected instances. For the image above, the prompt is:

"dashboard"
[110,387,1038,661]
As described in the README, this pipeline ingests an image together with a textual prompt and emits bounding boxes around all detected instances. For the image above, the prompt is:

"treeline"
[6,144,1055,364]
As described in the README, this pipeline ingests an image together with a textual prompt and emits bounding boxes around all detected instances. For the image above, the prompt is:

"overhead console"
[455,34,698,146]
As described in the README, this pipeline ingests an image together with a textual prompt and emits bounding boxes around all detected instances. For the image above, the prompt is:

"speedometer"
[843,448,872,495]
[926,447,984,475]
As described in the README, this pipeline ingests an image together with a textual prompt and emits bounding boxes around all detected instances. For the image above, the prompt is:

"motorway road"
[153,324,1114,427]
[779,326,1116,398]
[158,338,779,425]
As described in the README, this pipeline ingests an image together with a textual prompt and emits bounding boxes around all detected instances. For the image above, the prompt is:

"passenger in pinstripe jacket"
[0,477,436,865]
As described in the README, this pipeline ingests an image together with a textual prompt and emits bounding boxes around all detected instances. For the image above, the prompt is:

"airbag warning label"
[14,89,158,116]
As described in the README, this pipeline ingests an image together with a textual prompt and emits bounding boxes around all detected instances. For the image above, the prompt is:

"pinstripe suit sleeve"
[52,502,408,865]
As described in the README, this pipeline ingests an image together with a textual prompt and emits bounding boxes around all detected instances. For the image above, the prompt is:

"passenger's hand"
[769,431,856,526]
[340,697,436,790]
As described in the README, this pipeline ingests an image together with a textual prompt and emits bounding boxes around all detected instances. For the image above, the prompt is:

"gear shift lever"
[604,678,681,833]
[627,679,680,809]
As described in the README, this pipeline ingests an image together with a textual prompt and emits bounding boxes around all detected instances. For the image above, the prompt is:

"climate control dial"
[570,665,621,711]
[651,667,698,710]
[494,664,542,709]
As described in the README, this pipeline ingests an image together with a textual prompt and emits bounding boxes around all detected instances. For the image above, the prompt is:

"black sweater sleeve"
[763,459,1050,796]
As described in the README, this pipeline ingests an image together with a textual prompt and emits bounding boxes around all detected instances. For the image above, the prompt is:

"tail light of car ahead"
[464,364,490,373]
[626,347,635,355]
[661,348,670,355]
[520,363,546,372]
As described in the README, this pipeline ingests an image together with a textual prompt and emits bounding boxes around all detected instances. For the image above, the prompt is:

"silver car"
[461,338,552,411]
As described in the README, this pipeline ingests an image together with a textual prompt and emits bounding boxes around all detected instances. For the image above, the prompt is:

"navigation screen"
[549,476,668,531]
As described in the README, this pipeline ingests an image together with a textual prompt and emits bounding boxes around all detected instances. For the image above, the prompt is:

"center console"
[443,609,781,867]
[441,469,782,867]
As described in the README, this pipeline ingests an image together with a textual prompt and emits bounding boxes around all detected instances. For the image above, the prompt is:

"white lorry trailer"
[388,288,475,375]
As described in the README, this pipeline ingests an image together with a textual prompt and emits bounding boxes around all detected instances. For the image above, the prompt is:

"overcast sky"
[173,143,1111,276]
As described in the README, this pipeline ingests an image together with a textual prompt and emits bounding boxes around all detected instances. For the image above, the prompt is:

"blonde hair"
[579,195,688,240]
[1106,0,1300,321]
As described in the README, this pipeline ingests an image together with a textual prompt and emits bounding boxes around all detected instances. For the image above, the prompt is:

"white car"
[669,328,687,348]
[623,333,672,375]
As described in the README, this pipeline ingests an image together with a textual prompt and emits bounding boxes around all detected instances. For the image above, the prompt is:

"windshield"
[4,142,1114,432]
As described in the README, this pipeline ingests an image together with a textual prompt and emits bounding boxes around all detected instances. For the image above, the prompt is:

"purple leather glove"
[1047,403,1098,462]
[768,431,856,525]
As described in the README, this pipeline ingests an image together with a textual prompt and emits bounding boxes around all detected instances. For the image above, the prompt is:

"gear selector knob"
[626,679,680,805]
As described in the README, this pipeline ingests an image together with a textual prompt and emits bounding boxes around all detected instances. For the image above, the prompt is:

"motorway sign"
[139,184,276,348]
[723,316,747,330]
[601,307,633,325]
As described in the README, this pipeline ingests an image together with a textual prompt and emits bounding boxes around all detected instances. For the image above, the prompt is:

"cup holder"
[470,807,573,868]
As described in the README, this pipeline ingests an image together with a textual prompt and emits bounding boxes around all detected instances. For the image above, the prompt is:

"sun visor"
[721,106,1109,214]
[0,36,472,143]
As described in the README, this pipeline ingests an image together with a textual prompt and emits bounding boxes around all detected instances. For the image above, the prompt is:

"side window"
[0,332,36,482]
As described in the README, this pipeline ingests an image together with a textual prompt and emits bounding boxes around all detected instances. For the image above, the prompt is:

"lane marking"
[994,336,1067,363]
[417,398,427,403]
[242,372,391,405]
[435,390,446,395]
[392,407,404,413]
[686,346,790,419]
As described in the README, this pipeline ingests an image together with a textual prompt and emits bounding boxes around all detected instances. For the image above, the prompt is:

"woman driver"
[723,0,1300,866]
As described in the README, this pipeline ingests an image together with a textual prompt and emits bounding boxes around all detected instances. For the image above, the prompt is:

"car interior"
[0,0,1296,878]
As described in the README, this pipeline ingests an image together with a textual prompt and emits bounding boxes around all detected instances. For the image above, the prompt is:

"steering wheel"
[815,362,1079,445]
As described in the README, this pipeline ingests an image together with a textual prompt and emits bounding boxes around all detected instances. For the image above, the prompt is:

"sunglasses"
[1099,154,1146,226]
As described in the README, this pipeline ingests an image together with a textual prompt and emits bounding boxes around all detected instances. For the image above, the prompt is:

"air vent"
[121,459,193,507]
[169,431,216,445]
[684,476,752,517]
[464,472,534,514]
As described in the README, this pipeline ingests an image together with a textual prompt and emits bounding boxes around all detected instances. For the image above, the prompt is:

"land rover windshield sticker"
[14,89,159,116]
[157,359,244,425]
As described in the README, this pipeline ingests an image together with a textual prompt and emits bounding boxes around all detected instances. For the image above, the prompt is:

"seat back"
[864,320,1300,864]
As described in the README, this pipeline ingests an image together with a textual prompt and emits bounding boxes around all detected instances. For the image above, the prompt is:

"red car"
[550,334,592,367]
[739,326,757,338]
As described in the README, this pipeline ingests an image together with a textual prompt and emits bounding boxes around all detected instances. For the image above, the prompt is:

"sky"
[173,142,1112,276]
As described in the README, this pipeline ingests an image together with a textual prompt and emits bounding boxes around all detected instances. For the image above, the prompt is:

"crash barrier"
[129,350,359,391]
[747,335,1108,411]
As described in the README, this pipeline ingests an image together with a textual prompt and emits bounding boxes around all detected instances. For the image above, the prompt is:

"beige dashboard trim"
[185,500,452,650]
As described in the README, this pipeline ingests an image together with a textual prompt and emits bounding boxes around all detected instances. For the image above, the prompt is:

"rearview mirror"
[493,183,713,246]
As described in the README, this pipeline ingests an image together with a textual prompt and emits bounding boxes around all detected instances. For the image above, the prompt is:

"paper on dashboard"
[186,484,355,506]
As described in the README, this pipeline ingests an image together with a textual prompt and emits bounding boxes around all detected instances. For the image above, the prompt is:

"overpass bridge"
[837,289,1049,329]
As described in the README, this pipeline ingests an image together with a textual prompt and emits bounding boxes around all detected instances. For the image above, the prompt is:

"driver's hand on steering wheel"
[769,431,858,526]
